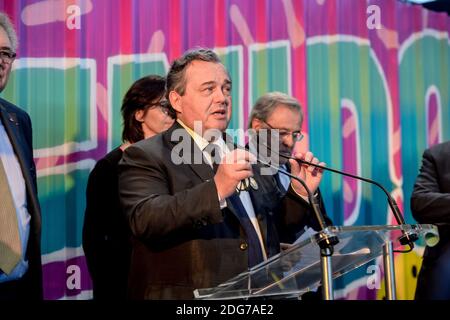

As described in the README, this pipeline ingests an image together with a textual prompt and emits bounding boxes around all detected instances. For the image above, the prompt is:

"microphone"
[259,142,418,250]
[258,156,339,252]
[236,143,339,252]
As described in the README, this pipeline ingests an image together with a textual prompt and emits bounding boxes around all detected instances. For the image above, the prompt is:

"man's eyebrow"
[199,79,232,87]
[0,46,13,51]
[200,80,216,87]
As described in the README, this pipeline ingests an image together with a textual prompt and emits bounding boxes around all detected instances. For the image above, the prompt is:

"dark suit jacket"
[119,122,328,299]
[411,141,450,299]
[83,147,131,300]
[0,98,42,299]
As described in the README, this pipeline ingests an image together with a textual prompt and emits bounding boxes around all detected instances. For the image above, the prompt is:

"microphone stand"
[261,143,418,252]
[250,153,339,300]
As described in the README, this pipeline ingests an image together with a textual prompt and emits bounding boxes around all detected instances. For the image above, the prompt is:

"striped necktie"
[227,194,265,267]
[204,144,265,267]
[0,157,21,274]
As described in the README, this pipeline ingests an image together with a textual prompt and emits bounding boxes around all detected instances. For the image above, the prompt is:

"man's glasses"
[0,49,16,64]
[261,120,304,142]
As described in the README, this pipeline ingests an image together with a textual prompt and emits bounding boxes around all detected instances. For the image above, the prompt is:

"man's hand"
[289,151,325,197]
[214,149,256,199]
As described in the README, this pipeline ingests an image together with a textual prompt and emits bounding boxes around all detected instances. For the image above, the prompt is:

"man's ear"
[134,109,144,122]
[251,118,263,131]
[169,91,182,113]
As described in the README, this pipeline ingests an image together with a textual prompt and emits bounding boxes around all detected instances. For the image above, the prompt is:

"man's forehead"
[268,104,302,128]
[186,60,230,82]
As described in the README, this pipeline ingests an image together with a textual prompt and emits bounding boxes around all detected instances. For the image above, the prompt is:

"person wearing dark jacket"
[411,141,450,300]
[82,75,174,299]
[0,12,42,300]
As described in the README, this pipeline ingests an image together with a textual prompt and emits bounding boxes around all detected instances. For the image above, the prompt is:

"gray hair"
[166,48,224,97]
[0,12,18,52]
[248,92,303,128]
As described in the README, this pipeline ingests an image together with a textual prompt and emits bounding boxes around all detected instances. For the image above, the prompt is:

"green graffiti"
[38,167,92,254]
[2,61,93,153]
[249,41,291,108]
[307,38,390,226]
[217,47,243,133]
[399,33,450,223]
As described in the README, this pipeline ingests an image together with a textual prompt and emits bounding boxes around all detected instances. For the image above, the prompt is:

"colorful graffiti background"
[0,0,448,299]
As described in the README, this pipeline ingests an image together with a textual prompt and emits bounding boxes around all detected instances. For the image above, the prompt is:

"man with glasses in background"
[248,92,331,245]
[0,12,42,300]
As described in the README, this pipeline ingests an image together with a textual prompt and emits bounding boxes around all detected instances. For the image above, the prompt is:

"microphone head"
[248,129,291,167]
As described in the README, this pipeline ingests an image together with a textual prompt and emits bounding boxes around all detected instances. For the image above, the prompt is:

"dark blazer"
[0,98,42,299]
[82,147,131,299]
[411,141,450,300]
[119,122,328,299]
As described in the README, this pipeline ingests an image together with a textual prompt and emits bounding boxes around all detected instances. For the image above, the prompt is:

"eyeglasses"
[261,120,304,142]
[150,100,175,118]
[0,49,16,64]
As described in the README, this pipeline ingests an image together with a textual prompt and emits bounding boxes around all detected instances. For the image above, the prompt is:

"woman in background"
[82,75,175,299]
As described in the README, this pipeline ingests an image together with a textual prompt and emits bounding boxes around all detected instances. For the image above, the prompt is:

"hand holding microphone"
[213,149,256,200]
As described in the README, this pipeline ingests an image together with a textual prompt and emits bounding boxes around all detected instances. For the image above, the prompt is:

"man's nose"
[282,135,295,148]
[214,88,227,102]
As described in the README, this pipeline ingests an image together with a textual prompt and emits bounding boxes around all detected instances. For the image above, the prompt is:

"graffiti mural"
[0,0,448,299]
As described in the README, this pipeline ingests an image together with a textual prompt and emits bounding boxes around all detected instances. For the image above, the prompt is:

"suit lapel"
[0,107,22,146]
[0,104,41,224]
[163,124,269,246]
[163,122,214,182]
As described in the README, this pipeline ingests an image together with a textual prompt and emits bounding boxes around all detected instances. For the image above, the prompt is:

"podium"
[194,224,439,300]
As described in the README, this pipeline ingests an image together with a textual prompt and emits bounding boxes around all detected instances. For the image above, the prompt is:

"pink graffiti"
[96,82,108,123]
[147,30,166,53]
[230,4,255,46]
[281,0,305,48]
[427,91,440,147]
[377,26,399,50]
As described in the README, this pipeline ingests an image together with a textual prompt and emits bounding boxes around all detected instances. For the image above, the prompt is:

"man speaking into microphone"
[119,48,328,299]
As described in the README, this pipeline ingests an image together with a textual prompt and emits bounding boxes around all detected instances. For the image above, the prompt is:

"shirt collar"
[177,119,222,151]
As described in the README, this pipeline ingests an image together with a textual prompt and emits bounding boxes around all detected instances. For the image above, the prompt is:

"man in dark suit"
[0,12,42,300]
[411,141,450,300]
[119,48,327,299]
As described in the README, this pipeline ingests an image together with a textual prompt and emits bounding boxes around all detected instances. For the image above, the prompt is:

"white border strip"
[36,158,95,178]
[341,99,362,226]
[42,246,86,265]
[399,29,449,63]
[307,35,399,186]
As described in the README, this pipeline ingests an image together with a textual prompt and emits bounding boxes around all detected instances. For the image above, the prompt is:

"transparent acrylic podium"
[194,224,439,300]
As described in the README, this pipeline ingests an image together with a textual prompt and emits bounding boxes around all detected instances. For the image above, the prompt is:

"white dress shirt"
[0,121,30,282]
